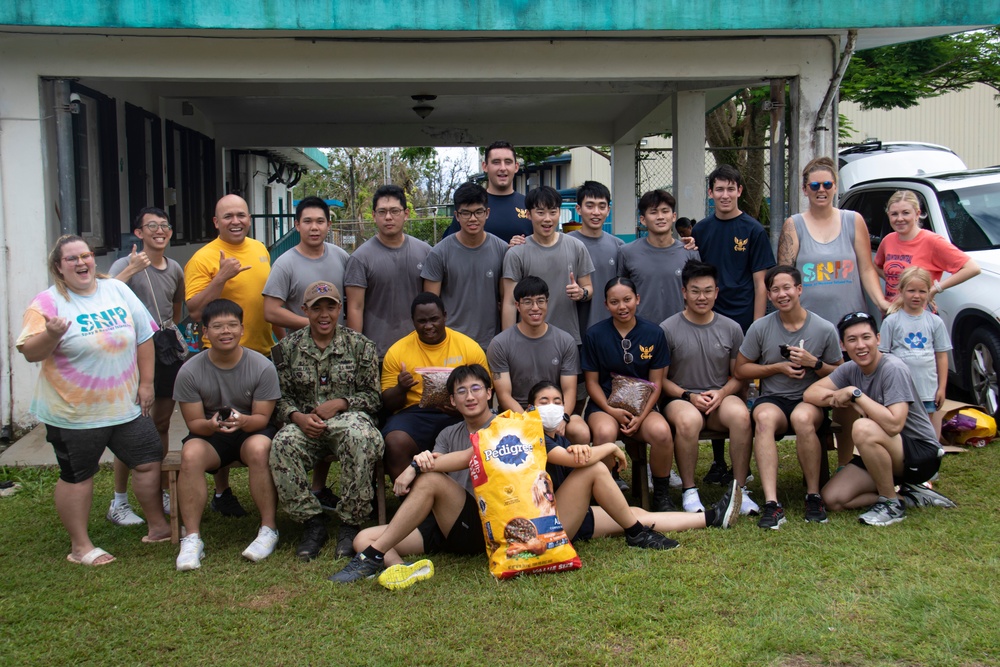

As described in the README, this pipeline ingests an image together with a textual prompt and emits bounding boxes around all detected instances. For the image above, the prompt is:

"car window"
[842,189,931,248]
[939,183,1000,251]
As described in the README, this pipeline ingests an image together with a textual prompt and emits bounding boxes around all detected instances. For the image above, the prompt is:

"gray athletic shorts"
[46,415,163,483]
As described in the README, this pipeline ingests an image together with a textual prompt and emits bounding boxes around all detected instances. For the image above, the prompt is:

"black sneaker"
[328,553,385,584]
[708,480,742,529]
[757,501,786,530]
[313,487,340,512]
[210,488,248,518]
[702,460,733,486]
[625,526,679,550]
[297,514,329,561]
[336,524,360,559]
[651,489,677,512]
[897,482,957,509]
[804,493,829,523]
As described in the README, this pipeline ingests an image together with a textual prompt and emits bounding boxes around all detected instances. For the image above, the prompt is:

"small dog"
[531,472,556,516]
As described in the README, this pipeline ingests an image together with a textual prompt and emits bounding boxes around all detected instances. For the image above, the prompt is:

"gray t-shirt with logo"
[878,309,951,401]
[433,414,496,494]
[420,233,508,350]
[108,258,185,326]
[487,323,580,407]
[344,234,432,357]
[619,238,700,325]
[568,230,624,334]
[173,347,281,419]
[661,312,743,393]
[740,310,841,400]
[502,234,595,345]
[263,243,350,324]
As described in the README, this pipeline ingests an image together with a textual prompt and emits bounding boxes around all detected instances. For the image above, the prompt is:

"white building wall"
[840,84,1000,169]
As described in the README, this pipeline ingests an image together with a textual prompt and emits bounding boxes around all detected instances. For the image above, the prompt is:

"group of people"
[18,142,969,584]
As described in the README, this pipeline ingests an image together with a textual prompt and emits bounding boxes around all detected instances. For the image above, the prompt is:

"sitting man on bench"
[734,265,842,530]
[173,298,282,570]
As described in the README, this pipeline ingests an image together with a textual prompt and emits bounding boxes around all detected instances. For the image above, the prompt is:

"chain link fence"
[330,217,448,252]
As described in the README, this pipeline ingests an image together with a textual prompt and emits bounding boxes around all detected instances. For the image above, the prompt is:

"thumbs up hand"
[397,362,417,390]
[566,271,585,301]
[127,244,151,272]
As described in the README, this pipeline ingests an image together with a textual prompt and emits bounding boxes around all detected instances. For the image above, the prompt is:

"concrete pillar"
[789,50,837,215]
[672,91,707,222]
[610,142,637,240]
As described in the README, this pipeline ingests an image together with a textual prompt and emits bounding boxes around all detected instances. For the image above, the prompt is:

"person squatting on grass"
[17,234,170,566]
[329,365,741,589]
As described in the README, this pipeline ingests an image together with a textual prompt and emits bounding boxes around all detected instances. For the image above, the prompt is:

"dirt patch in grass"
[240,585,293,609]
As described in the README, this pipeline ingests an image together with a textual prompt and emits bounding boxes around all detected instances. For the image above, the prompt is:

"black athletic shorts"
[153,357,185,399]
[46,415,162,484]
[182,425,278,473]
[848,434,942,485]
[416,491,485,556]
[751,395,830,440]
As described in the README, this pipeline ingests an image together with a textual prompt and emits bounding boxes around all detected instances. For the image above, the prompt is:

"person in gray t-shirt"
[620,190,700,324]
[805,312,950,525]
[501,187,595,345]
[432,413,496,495]
[567,181,624,334]
[422,183,507,350]
[735,265,842,526]
[344,185,432,357]
[488,276,588,443]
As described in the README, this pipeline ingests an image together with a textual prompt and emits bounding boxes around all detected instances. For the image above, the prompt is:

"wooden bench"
[623,424,841,510]
[161,451,387,544]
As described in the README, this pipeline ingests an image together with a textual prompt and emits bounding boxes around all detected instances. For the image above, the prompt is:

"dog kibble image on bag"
[469,410,581,579]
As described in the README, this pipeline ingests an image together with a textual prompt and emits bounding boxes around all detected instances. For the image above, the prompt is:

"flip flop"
[141,534,171,544]
[67,547,116,566]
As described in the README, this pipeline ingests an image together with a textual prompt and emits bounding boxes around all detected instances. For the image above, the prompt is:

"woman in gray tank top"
[777,156,890,326]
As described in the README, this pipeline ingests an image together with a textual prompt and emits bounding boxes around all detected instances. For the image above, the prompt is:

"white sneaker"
[681,488,705,513]
[162,491,171,516]
[668,469,683,489]
[740,487,760,516]
[242,526,279,562]
[107,501,145,526]
[176,534,204,571]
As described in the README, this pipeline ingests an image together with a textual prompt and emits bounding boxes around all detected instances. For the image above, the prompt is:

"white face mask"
[535,403,565,431]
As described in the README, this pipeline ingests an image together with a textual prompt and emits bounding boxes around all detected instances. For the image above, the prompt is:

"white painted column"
[789,51,837,215]
[610,142,637,240]
[672,91,707,221]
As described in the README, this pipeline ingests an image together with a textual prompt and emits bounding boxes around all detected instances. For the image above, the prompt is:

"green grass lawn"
[1,443,998,667]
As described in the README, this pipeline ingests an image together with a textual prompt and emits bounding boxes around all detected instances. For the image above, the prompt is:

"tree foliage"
[841,27,1000,111]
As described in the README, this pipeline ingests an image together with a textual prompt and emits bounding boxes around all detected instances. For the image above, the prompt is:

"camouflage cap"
[302,281,342,307]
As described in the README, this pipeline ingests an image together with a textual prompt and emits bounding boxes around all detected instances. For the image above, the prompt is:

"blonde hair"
[802,156,838,187]
[48,234,106,300]
[885,190,922,216]
[887,265,933,314]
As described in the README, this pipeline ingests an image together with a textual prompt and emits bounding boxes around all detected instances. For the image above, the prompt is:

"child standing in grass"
[878,266,951,440]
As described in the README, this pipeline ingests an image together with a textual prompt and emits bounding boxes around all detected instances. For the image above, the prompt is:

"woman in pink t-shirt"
[874,190,980,303]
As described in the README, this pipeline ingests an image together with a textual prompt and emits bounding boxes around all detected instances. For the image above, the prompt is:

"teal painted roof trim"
[4,0,997,31]
[303,147,328,169]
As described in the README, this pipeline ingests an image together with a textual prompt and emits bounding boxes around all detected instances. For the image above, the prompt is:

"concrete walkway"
[0,408,187,466]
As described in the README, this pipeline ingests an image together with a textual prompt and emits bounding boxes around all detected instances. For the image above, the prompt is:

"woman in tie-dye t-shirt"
[17,235,170,565]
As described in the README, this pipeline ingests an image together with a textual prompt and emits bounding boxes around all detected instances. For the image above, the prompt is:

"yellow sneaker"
[377,559,434,591]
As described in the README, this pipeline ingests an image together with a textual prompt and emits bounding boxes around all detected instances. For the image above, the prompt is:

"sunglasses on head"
[837,311,875,334]
[807,181,835,192]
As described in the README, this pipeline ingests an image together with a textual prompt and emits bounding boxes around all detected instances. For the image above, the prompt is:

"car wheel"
[966,328,1000,418]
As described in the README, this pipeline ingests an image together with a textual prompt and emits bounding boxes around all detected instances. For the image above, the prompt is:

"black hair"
[638,189,676,215]
[202,298,244,327]
[708,164,743,190]
[604,276,637,300]
[133,206,170,230]
[453,182,489,209]
[675,217,694,231]
[681,259,718,288]
[295,196,330,221]
[525,186,562,211]
[527,380,562,406]
[513,276,549,301]
[484,141,517,163]
[576,181,611,206]
[837,312,879,340]
[410,291,446,318]
[764,264,802,290]
[447,364,492,394]
[372,184,407,211]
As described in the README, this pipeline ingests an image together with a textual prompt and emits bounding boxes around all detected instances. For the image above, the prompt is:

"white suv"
[840,168,1000,419]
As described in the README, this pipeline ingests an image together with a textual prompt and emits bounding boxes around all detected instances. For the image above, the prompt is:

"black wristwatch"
[562,413,571,424]
[409,460,422,475]
[850,388,863,403]
[581,287,589,301]
[681,391,692,402]
[813,358,824,371]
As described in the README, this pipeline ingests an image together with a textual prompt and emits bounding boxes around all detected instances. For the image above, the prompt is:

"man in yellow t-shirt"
[381,292,489,480]
[185,194,276,356]
[183,194,277,517]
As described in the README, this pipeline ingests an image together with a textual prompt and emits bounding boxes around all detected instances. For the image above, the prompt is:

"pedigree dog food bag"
[469,409,581,580]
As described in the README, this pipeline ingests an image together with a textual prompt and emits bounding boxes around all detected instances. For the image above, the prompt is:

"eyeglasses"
[456,208,488,221]
[62,252,95,264]
[518,297,548,308]
[685,288,717,297]
[207,323,242,332]
[621,338,633,365]
[453,384,486,397]
[807,181,835,192]
[375,207,404,218]
[143,223,172,232]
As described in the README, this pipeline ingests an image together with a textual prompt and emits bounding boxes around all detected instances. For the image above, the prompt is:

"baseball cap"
[302,281,342,307]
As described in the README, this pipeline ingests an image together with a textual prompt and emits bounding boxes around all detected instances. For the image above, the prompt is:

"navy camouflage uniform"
[269,325,383,526]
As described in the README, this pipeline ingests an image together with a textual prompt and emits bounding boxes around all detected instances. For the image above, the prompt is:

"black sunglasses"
[837,311,876,334]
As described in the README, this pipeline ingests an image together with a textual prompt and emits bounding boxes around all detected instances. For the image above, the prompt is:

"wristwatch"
[562,413,571,424]
[813,358,824,371]
[409,460,422,475]
[681,391,692,402]
[850,388,863,402]
[581,287,589,301]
